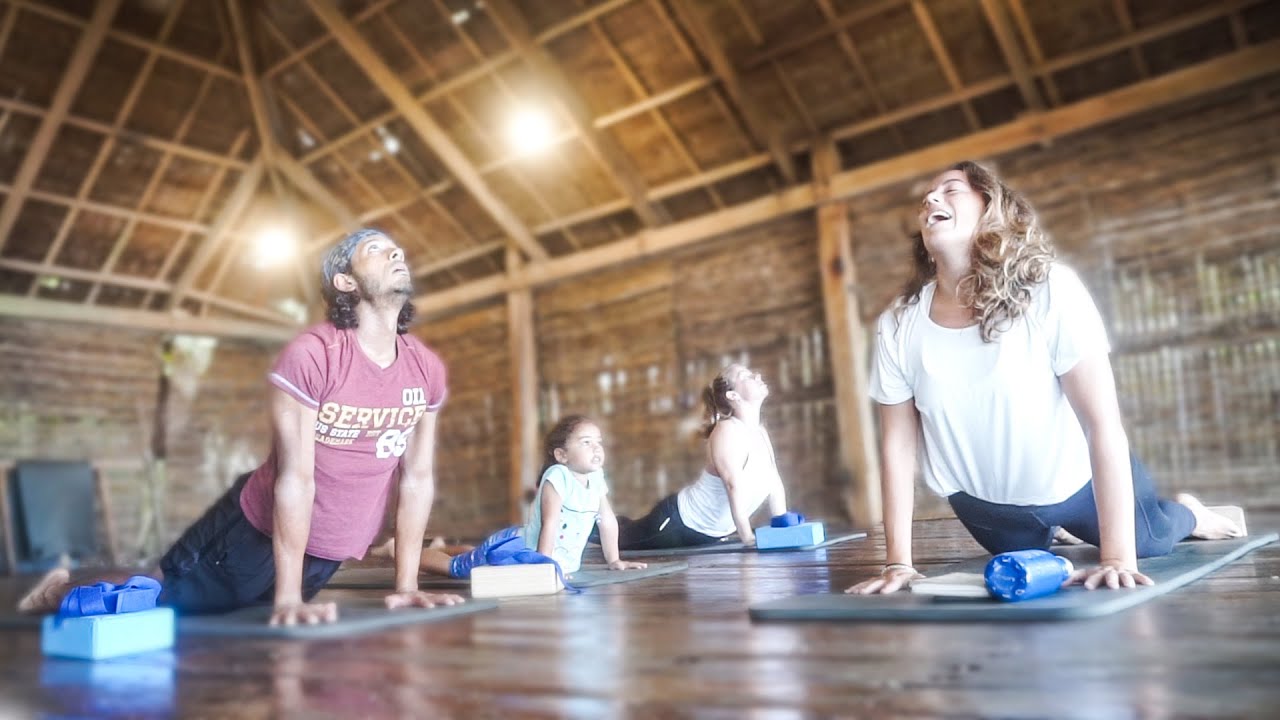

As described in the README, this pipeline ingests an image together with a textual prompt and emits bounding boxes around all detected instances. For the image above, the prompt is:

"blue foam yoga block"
[755,522,825,550]
[42,607,175,660]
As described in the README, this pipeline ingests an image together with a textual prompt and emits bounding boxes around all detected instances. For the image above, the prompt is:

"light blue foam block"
[755,522,825,550]
[41,607,175,660]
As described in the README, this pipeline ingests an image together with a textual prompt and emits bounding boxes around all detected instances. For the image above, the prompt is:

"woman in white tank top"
[614,364,790,550]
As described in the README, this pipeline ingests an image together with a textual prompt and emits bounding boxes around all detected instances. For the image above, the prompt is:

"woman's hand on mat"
[384,590,466,610]
[270,601,338,626]
[1065,562,1154,590]
[607,560,648,571]
[844,565,923,595]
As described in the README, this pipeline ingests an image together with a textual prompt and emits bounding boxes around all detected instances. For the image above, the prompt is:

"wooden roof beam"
[487,0,670,227]
[413,41,1280,316]
[0,295,295,342]
[0,0,121,255]
[979,0,1046,112]
[305,0,547,262]
[667,0,797,183]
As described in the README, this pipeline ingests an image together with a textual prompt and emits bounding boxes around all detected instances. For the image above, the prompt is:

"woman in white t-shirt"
[613,364,790,549]
[848,161,1241,595]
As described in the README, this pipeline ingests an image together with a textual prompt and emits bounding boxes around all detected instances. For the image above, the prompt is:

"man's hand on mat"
[844,565,923,595]
[607,560,648,571]
[270,601,338,626]
[384,591,465,610]
[1065,562,1154,590]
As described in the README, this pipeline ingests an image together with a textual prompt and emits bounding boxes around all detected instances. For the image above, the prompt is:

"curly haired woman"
[846,162,1241,596]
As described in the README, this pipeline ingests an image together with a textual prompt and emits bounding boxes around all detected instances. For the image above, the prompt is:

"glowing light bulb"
[505,105,554,156]
[253,225,298,269]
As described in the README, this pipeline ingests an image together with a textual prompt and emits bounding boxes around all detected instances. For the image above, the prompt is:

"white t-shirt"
[678,435,779,537]
[521,464,608,574]
[868,264,1111,505]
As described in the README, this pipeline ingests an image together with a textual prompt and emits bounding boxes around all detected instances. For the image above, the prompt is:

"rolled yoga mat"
[177,597,499,639]
[748,534,1277,623]
[616,531,867,558]
[326,561,688,591]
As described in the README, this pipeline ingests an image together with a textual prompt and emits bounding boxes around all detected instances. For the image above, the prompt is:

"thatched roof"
[0,0,1276,340]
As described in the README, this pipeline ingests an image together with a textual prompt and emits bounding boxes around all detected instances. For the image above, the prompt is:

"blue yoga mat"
[749,534,1277,622]
[178,598,498,639]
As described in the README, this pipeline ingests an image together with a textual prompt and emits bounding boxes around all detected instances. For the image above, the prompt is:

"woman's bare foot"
[1053,527,1084,545]
[17,567,71,614]
[1176,493,1244,540]
[369,538,396,559]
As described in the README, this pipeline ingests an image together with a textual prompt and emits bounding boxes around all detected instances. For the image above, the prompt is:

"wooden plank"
[305,0,548,262]
[506,248,540,525]
[413,42,1280,316]
[487,0,669,227]
[668,0,797,183]
[813,139,881,529]
[0,295,295,342]
[0,0,122,254]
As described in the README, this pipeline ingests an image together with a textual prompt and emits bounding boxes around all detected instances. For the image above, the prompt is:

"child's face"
[554,422,604,474]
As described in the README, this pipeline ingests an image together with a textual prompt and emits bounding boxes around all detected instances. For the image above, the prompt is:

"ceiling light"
[505,104,554,156]
[252,225,298,269]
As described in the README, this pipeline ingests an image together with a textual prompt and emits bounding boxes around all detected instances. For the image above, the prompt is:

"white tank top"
[677,441,778,537]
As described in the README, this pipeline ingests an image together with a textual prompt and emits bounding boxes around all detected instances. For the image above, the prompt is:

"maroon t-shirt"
[240,323,447,561]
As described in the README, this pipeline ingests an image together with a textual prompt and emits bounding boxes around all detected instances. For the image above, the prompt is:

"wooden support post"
[813,138,881,528]
[506,248,540,525]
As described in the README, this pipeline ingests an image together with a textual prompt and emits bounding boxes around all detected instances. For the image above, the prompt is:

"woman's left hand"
[607,560,648,571]
[1064,561,1154,590]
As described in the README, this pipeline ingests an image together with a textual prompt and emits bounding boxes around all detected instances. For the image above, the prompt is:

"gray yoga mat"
[618,530,867,558]
[749,533,1277,623]
[326,561,688,590]
[177,598,498,639]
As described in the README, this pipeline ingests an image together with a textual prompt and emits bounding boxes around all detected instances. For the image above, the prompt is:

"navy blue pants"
[947,455,1196,558]
[612,493,727,550]
[158,474,341,614]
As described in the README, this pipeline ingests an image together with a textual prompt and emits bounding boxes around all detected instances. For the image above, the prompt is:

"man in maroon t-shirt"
[19,229,464,625]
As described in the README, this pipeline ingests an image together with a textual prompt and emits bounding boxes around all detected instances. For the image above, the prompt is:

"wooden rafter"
[7,0,240,81]
[32,0,192,298]
[979,0,1046,112]
[668,0,798,183]
[911,0,982,130]
[168,157,265,310]
[413,41,1280,316]
[743,0,909,69]
[0,0,121,255]
[0,96,246,170]
[306,0,548,262]
[812,0,908,149]
[0,295,295,342]
[1111,0,1150,78]
[487,0,670,228]
[1006,0,1061,106]
[259,15,458,279]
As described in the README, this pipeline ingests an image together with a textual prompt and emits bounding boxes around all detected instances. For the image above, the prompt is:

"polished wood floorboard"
[2,515,1278,719]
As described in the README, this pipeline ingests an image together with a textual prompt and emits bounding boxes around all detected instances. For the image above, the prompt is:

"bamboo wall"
[0,318,272,565]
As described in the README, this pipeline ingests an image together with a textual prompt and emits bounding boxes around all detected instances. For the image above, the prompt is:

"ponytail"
[700,372,735,438]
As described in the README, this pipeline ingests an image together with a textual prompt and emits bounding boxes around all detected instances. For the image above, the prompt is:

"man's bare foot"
[1176,493,1244,540]
[17,567,71,614]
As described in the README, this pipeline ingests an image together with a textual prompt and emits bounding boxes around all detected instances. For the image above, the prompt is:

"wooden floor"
[2,515,1278,718]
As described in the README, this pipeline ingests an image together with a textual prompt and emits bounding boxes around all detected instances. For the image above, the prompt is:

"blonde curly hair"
[896,161,1055,342]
